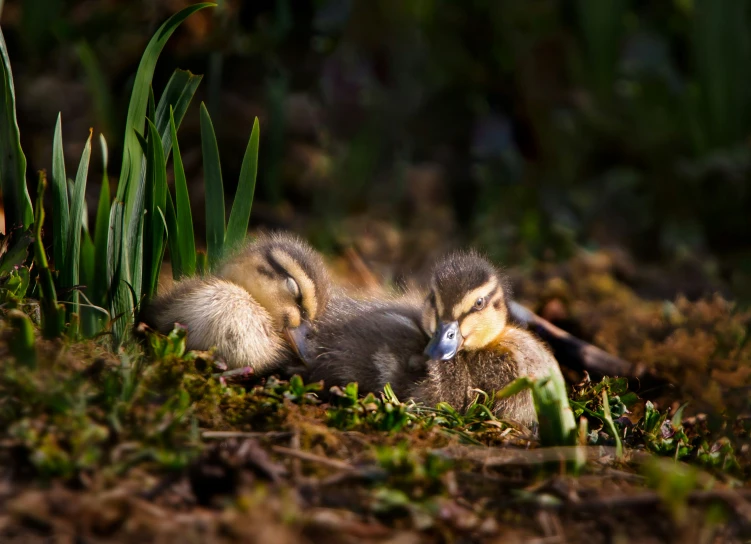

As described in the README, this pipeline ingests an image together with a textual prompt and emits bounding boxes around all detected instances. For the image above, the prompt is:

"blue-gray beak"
[424,321,463,361]
[284,321,312,367]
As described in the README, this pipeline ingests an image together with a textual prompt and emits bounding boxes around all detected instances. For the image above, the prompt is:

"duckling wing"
[141,278,285,371]
[301,295,428,397]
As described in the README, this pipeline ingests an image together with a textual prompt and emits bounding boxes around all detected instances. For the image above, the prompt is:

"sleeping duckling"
[141,232,331,373]
[295,293,429,399]
[412,251,563,426]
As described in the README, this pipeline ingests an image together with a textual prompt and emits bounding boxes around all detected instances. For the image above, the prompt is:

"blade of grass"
[601,389,624,458]
[0,27,34,230]
[33,172,65,338]
[199,102,225,268]
[169,106,195,277]
[107,197,130,346]
[165,188,181,278]
[225,117,259,251]
[124,72,203,298]
[156,70,203,159]
[93,134,110,306]
[115,3,214,207]
[51,113,69,269]
[63,129,93,333]
[108,3,214,343]
[143,119,167,300]
[80,226,96,337]
[131,210,145,310]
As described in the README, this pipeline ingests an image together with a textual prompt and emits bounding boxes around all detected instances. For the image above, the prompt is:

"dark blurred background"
[2,0,751,301]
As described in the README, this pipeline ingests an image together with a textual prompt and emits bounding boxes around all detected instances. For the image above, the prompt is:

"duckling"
[294,293,429,399]
[411,251,564,426]
[141,232,331,373]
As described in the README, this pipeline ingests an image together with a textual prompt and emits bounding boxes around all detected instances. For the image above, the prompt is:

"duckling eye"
[285,277,300,299]
[473,297,486,311]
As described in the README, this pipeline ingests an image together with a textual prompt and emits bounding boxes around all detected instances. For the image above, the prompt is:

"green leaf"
[0,27,34,229]
[199,102,225,268]
[156,70,203,159]
[143,119,168,300]
[225,116,260,251]
[108,3,214,344]
[531,373,578,449]
[165,188,181,279]
[107,198,131,346]
[33,173,65,338]
[495,376,534,401]
[601,389,623,458]
[115,3,214,207]
[63,129,93,331]
[51,113,69,269]
[169,106,195,277]
[8,309,36,368]
[0,228,33,276]
[80,228,96,337]
[93,134,111,305]
[131,209,145,312]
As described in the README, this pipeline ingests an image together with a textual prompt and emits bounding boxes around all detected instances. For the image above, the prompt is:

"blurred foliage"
[3,0,751,298]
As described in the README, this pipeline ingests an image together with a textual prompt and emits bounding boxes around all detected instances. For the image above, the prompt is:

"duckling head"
[217,232,331,357]
[422,251,510,361]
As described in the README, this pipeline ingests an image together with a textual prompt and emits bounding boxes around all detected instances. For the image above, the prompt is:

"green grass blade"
[156,70,203,159]
[199,102,225,268]
[143,119,167,300]
[93,134,110,306]
[131,209,144,310]
[123,71,203,294]
[51,113,69,269]
[110,2,213,328]
[165,188,181,279]
[170,106,195,277]
[225,116,259,251]
[107,197,132,346]
[80,227,96,337]
[63,129,93,332]
[115,3,214,206]
[33,173,65,338]
[0,27,34,229]
[601,389,624,458]
[532,372,578,449]
[148,86,156,124]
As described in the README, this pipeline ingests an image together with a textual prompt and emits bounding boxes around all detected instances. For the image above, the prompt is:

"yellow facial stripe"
[452,280,498,318]
[431,281,444,316]
[270,248,318,319]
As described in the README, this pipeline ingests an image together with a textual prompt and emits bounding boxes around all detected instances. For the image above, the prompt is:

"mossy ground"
[1,252,750,543]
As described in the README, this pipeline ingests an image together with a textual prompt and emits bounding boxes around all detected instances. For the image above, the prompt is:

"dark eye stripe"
[265,250,287,277]
[456,285,501,321]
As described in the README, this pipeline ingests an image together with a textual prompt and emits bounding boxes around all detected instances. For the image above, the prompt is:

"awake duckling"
[141,233,331,372]
[412,251,564,426]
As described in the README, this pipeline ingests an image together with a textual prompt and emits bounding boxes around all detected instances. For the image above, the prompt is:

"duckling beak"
[284,321,312,367]
[424,321,463,361]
